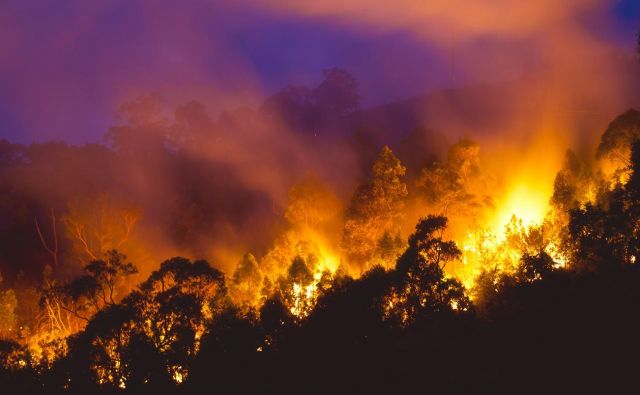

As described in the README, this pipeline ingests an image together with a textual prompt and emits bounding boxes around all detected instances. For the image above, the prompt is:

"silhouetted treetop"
[596,108,640,164]
[287,256,314,286]
[261,68,361,133]
[313,67,361,115]
[397,216,461,275]
[140,257,226,299]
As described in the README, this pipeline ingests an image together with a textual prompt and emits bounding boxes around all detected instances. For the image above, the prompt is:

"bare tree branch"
[34,208,59,267]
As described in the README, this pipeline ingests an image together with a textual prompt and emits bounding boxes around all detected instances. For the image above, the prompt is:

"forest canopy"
[1,56,640,392]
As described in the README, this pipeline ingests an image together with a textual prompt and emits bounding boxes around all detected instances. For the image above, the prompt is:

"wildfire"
[0,112,634,389]
[452,177,561,290]
[171,365,187,384]
[493,183,549,236]
[277,232,341,319]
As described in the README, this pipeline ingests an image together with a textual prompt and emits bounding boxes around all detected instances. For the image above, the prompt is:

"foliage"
[51,250,138,322]
[342,146,408,269]
[62,196,141,264]
[105,93,170,156]
[262,68,361,132]
[416,138,493,216]
[4,104,640,393]
[386,216,470,325]
[551,149,605,212]
[229,253,263,312]
[565,142,640,271]
[596,108,640,174]
[284,177,340,230]
[0,274,17,338]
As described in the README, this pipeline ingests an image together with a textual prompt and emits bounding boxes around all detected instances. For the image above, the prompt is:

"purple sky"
[0,0,638,144]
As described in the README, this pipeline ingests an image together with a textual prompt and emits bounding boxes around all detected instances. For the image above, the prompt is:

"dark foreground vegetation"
[2,238,640,394]
[1,61,640,393]
[2,136,640,393]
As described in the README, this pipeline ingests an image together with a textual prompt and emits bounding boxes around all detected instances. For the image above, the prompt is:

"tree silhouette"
[187,308,262,393]
[105,93,169,157]
[567,140,640,271]
[596,108,640,174]
[259,296,295,352]
[261,68,360,133]
[284,177,340,230]
[276,256,317,320]
[52,250,137,323]
[387,216,470,325]
[552,149,605,213]
[517,250,554,283]
[313,67,361,116]
[342,146,408,270]
[135,257,228,366]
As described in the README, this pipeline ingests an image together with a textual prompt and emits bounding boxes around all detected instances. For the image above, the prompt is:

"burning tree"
[0,274,17,338]
[228,253,263,313]
[284,177,341,231]
[567,141,640,271]
[231,177,342,319]
[62,196,141,265]
[278,256,316,319]
[416,138,493,223]
[552,150,605,213]
[60,257,228,390]
[133,258,228,382]
[342,146,408,270]
[596,109,640,183]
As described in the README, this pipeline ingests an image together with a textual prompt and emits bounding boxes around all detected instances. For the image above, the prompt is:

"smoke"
[256,0,603,38]
[1,0,638,284]
[251,0,639,229]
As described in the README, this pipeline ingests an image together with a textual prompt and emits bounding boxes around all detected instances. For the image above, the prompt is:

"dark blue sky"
[0,0,638,143]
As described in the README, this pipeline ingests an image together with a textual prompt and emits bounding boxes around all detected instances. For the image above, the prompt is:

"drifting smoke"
[0,0,638,349]
[0,0,637,279]
[1,1,640,389]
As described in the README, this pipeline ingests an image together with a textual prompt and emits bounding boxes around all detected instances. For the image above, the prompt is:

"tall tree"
[229,253,263,312]
[261,68,360,133]
[565,141,640,271]
[284,177,340,230]
[416,138,492,217]
[53,250,138,322]
[387,216,470,325]
[135,257,228,359]
[105,93,170,156]
[596,109,640,180]
[62,196,140,264]
[313,67,361,116]
[0,273,17,337]
[342,146,408,270]
[276,256,319,320]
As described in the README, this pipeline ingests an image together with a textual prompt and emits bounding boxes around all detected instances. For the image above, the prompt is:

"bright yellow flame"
[451,176,557,290]
[171,365,187,384]
[493,183,549,234]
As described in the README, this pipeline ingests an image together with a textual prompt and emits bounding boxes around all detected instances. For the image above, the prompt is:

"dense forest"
[2,52,640,392]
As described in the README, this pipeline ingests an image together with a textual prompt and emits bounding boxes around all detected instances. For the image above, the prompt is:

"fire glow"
[0,0,639,391]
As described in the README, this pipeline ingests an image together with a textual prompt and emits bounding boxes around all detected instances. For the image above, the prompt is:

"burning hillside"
[2,102,640,390]
[1,0,640,393]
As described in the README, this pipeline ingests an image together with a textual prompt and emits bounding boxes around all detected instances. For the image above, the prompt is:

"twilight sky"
[0,0,638,144]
